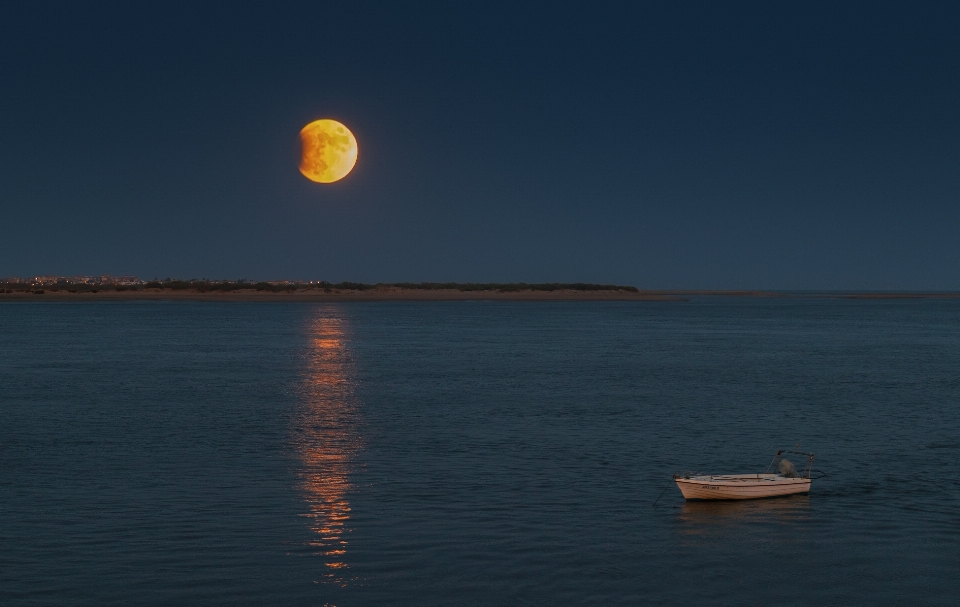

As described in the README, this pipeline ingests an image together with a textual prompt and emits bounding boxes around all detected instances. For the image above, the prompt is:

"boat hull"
[674,474,811,500]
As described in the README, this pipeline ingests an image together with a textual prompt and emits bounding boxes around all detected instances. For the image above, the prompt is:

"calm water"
[2,299,958,606]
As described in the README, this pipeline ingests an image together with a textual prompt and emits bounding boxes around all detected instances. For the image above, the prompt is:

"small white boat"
[674,450,814,500]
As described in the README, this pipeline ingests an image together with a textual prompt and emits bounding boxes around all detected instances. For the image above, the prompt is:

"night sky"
[3,2,959,289]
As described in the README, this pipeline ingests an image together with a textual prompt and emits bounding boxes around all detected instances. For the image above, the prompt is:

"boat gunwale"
[674,475,811,486]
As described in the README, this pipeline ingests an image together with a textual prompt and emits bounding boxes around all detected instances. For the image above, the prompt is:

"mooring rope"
[652,479,673,506]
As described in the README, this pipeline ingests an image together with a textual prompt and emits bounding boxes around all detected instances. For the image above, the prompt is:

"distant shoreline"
[3,288,960,302]
[0,288,682,302]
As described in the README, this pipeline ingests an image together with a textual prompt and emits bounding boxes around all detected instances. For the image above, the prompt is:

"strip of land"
[0,289,680,301]
[3,281,960,302]
[0,282,683,301]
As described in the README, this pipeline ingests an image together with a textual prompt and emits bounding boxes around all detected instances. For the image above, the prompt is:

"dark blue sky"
[2,2,959,289]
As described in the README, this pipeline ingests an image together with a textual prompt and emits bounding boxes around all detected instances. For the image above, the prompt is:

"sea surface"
[1,299,958,606]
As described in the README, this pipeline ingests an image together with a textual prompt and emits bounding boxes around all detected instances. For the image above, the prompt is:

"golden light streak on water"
[295,313,361,585]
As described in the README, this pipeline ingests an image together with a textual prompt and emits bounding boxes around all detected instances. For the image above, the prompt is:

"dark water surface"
[2,299,958,606]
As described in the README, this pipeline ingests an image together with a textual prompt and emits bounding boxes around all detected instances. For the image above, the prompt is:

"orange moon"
[298,119,358,183]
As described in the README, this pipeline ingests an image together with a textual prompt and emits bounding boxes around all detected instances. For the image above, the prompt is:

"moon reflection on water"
[676,495,812,543]
[295,312,362,584]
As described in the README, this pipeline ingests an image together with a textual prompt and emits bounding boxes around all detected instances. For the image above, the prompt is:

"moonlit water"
[296,315,360,582]
[2,299,959,606]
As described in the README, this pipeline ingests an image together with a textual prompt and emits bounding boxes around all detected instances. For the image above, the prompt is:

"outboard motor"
[779,458,800,478]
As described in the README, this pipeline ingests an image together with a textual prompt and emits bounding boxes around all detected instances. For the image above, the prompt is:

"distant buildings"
[1,275,143,286]
[99,275,142,286]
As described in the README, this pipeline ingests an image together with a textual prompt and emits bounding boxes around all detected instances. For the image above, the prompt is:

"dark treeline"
[0,280,639,293]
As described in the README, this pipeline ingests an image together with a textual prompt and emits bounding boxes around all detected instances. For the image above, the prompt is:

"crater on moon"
[299,119,358,184]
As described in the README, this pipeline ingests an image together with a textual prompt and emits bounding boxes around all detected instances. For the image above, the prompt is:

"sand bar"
[0,287,684,302]
[4,288,960,302]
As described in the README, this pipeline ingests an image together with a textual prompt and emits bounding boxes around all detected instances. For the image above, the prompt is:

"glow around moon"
[299,119,358,183]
